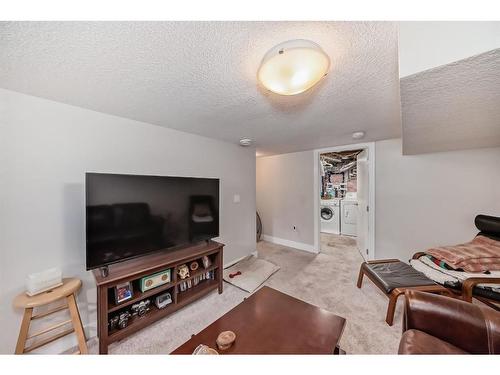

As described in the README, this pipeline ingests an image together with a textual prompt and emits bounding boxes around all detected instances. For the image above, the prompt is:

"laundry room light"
[258,39,330,96]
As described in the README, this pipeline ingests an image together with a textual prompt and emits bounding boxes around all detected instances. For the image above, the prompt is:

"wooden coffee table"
[171,286,346,354]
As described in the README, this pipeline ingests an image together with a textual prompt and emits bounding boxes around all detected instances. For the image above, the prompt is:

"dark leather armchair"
[399,290,500,354]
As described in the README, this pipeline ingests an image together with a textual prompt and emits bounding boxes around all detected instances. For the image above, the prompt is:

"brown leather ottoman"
[357,259,450,325]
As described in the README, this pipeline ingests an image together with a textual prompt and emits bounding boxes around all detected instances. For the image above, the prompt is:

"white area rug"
[223,256,280,293]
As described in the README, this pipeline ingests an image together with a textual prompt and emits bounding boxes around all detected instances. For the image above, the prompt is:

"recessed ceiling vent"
[352,131,365,140]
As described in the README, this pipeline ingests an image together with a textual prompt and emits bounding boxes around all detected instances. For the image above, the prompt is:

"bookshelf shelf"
[93,241,224,354]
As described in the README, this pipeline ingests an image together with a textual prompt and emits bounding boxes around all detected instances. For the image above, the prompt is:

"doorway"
[313,142,375,260]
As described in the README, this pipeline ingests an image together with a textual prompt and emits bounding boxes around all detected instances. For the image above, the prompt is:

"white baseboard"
[261,235,317,254]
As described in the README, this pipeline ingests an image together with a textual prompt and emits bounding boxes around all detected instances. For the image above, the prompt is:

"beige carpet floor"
[87,234,402,354]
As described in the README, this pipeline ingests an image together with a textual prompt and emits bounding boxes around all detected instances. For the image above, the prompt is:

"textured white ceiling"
[398,21,500,78]
[401,49,500,155]
[0,21,402,155]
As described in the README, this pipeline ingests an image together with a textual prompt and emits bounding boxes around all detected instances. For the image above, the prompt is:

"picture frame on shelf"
[114,281,133,304]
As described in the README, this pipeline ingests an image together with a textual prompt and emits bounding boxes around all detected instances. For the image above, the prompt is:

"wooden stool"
[13,277,88,354]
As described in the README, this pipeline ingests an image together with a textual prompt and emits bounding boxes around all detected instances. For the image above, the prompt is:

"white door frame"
[313,142,376,260]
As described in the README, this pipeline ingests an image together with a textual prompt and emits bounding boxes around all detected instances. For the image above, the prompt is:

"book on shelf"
[178,270,215,292]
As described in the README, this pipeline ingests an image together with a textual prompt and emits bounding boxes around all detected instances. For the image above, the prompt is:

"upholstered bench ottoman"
[356,259,450,326]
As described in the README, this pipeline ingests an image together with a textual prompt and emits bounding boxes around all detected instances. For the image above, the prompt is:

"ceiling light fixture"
[239,138,253,147]
[258,39,330,96]
[352,131,365,140]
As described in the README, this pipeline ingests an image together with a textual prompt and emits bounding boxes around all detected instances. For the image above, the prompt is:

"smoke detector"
[239,138,253,147]
[352,131,365,140]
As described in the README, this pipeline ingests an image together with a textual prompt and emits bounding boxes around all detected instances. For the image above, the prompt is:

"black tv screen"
[85,173,219,270]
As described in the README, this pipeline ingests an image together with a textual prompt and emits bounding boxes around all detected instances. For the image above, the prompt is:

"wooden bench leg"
[67,294,88,354]
[386,289,404,326]
[15,308,33,354]
[357,263,366,288]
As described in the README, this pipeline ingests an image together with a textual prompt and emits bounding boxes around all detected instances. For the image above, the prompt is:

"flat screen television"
[85,172,219,270]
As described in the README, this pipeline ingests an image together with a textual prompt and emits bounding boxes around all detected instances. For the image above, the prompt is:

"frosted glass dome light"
[258,39,330,96]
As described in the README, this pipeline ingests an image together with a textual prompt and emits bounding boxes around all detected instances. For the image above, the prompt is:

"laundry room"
[319,148,371,258]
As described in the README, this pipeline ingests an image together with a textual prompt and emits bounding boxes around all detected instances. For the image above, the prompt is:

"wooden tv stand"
[92,241,224,354]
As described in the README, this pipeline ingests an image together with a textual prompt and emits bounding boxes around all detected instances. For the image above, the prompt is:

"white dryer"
[320,199,340,234]
[340,197,357,236]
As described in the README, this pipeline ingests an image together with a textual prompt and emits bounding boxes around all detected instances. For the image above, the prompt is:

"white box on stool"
[25,268,63,296]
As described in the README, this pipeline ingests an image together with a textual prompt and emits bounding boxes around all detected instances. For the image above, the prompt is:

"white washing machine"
[341,195,358,236]
[320,199,340,234]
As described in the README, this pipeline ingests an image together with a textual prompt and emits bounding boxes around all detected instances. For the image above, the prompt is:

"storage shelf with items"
[177,279,219,305]
[107,271,174,313]
[92,241,224,354]
[175,253,218,293]
[107,284,176,339]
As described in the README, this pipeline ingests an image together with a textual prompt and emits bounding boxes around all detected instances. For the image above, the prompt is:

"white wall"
[0,89,256,354]
[256,138,500,261]
[256,151,315,250]
[399,21,500,77]
[375,138,500,261]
